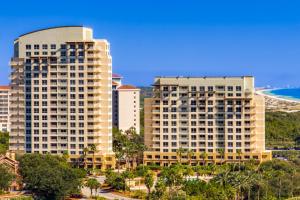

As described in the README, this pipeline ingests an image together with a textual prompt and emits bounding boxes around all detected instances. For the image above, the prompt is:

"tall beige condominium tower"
[144,76,271,166]
[10,26,115,169]
[0,86,10,132]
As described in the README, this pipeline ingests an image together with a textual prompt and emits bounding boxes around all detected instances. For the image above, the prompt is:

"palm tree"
[275,170,285,199]
[115,151,124,173]
[144,171,154,199]
[187,149,195,165]
[194,165,203,179]
[183,165,194,178]
[90,144,97,170]
[200,152,208,166]
[176,147,186,164]
[160,165,184,197]
[218,148,225,164]
[83,147,89,169]
[85,178,100,197]
[62,150,69,161]
[236,149,242,171]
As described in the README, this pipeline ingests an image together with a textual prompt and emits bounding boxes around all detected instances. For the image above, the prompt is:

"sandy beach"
[256,89,300,112]
[256,89,300,103]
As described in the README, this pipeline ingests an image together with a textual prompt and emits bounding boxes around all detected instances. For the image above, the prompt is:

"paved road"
[82,187,137,200]
[82,176,137,200]
[98,190,137,200]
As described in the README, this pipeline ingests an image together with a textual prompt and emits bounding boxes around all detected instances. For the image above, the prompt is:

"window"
[51,44,56,49]
[42,44,48,49]
[70,44,76,49]
[34,44,39,49]
[208,86,214,91]
[79,65,84,70]
[78,44,84,49]
[26,44,31,50]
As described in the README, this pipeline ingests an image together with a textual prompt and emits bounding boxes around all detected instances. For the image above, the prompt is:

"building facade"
[144,76,271,166]
[115,85,140,134]
[0,86,10,132]
[9,26,115,169]
[112,74,140,134]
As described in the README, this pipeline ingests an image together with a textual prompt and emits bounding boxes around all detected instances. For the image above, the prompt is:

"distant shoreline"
[256,88,300,103]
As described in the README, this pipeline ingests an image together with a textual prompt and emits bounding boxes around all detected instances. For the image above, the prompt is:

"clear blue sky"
[0,0,300,87]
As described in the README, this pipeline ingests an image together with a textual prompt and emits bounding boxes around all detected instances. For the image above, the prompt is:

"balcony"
[152,123,160,127]
[152,144,160,148]
[87,46,102,52]
[152,109,160,113]
[10,59,24,66]
[87,75,102,79]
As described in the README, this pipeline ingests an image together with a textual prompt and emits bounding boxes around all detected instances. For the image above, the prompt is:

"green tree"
[62,150,69,161]
[90,144,97,170]
[144,171,154,198]
[0,164,15,192]
[200,152,208,166]
[265,111,300,148]
[0,132,9,154]
[151,178,167,200]
[83,147,89,169]
[187,149,195,165]
[85,178,100,196]
[183,165,194,178]
[105,169,127,191]
[160,164,184,197]
[113,127,146,170]
[19,154,86,200]
[217,148,225,164]
[176,147,186,163]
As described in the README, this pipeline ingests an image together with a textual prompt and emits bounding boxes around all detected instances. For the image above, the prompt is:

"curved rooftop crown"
[18,25,84,38]
[15,26,94,42]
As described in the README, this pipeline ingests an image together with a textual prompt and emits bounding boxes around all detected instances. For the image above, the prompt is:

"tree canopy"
[0,164,15,192]
[266,111,300,148]
[0,132,9,154]
[18,154,86,200]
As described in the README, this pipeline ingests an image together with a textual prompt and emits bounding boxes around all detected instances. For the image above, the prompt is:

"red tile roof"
[112,81,118,86]
[117,85,139,90]
[0,86,10,90]
[112,73,122,78]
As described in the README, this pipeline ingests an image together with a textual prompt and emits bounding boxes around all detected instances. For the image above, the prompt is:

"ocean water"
[263,88,300,101]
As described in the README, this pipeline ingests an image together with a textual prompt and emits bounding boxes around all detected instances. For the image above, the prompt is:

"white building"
[112,74,140,134]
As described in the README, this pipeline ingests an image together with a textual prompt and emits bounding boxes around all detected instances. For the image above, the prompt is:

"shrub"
[131,190,147,199]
